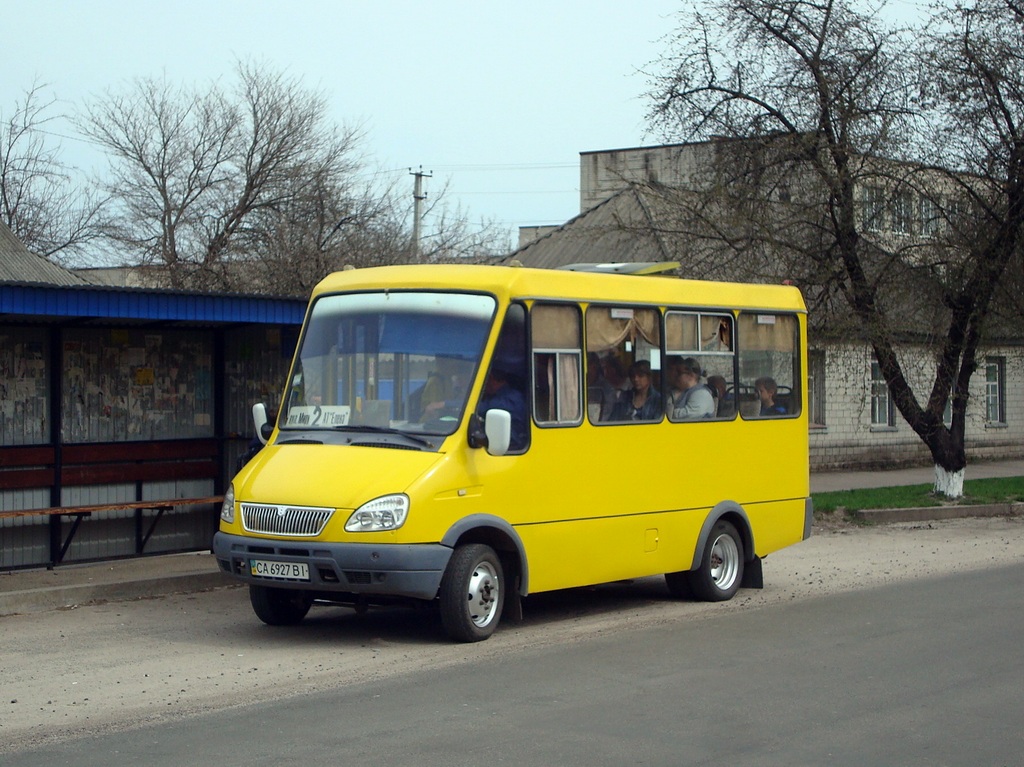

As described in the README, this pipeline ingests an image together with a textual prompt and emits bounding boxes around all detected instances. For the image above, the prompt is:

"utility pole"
[410,166,432,257]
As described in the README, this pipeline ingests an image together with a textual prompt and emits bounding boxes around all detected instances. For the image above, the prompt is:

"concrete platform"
[0,551,232,617]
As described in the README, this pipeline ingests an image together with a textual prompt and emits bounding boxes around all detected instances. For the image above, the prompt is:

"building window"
[808,349,826,427]
[985,357,1006,424]
[891,189,915,234]
[920,195,942,237]
[946,196,970,236]
[871,362,895,428]
[860,185,886,232]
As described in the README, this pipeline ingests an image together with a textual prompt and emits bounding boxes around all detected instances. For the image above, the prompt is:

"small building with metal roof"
[1,221,307,569]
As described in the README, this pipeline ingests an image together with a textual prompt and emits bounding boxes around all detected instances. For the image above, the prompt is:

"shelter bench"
[0,439,223,568]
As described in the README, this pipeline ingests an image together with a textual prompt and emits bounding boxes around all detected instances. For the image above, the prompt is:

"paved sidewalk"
[0,551,230,617]
[2,458,1021,617]
[810,457,1024,493]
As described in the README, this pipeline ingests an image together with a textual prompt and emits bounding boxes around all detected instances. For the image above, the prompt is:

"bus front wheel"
[687,520,744,602]
[249,585,313,626]
[439,543,505,642]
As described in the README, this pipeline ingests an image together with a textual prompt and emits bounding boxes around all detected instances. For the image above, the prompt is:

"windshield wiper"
[331,425,434,448]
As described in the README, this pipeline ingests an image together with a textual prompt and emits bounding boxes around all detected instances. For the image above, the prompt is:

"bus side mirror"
[467,409,511,456]
[252,403,272,445]
[484,409,511,456]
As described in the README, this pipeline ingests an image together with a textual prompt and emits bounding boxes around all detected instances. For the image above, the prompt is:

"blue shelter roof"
[0,282,307,326]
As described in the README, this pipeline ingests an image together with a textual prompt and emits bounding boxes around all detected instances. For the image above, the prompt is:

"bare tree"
[76,62,511,293]
[1,83,106,261]
[78,61,367,290]
[645,0,1023,496]
[921,0,1024,394]
[242,168,414,296]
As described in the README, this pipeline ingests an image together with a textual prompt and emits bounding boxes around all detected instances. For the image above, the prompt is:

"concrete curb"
[852,502,1024,525]
[3,500,1022,617]
[0,570,234,617]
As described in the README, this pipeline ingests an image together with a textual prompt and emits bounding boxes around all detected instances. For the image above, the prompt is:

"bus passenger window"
[585,305,661,424]
[531,304,582,426]
[737,313,800,418]
[665,311,736,420]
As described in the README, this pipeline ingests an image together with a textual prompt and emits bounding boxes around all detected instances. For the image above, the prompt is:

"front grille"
[240,503,334,537]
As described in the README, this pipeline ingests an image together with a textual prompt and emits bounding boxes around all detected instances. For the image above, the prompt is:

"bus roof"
[312,264,806,314]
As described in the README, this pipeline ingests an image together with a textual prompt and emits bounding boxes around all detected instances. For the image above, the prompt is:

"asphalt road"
[7,564,1023,767]
[3,518,1023,766]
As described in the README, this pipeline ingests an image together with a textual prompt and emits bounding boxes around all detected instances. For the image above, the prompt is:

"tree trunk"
[934,464,965,498]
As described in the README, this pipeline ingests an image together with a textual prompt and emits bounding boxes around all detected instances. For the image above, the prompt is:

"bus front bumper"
[212,531,452,601]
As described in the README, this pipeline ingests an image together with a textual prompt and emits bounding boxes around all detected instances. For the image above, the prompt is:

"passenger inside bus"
[667,356,716,419]
[707,374,731,417]
[417,358,469,421]
[586,351,620,421]
[755,376,787,416]
[601,355,630,400]
[609,360,662,422]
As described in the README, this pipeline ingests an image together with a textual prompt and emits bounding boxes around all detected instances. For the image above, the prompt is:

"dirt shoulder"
[2,515,1022,754]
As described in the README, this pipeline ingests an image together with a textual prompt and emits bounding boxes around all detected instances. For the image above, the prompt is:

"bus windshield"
[280,291,495,437]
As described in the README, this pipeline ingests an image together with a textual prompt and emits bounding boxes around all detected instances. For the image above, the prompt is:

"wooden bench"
[0,439,224,567]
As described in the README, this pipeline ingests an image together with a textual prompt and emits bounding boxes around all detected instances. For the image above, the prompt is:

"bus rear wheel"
[249,585,313,625]
[687,520,744,602]
[439,543,504,642]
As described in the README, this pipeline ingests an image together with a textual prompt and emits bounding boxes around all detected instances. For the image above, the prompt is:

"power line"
[429,162,577,172]
[372,161,576,176]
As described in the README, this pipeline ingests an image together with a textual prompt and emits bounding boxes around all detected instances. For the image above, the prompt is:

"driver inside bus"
[477,365,529,451]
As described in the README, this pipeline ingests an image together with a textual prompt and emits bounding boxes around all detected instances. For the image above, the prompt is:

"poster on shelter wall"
[0,328,50,446]
[223,326,296,438]
[60,328,215,443]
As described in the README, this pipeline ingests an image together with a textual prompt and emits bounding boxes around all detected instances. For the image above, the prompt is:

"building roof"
[0,220,305,326]
[508,187,678,268]
[0,220,89,287]
[0,282,306,326]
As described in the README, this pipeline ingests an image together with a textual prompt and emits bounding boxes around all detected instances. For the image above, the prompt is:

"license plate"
[249,559,310,581]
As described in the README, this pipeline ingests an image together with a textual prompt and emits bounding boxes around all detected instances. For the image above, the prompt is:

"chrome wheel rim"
[709,533,740,592]
[466,560,500,628]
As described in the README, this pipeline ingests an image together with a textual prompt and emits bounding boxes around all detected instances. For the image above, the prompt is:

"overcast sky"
[2,0,691,252]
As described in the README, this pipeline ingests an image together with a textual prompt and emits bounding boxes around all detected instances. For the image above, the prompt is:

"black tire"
[687,520,745,602]
[439,543,504,642]
[249,585,312,626]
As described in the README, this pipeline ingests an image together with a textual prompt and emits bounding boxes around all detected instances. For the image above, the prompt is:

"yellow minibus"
[213,263,811,642]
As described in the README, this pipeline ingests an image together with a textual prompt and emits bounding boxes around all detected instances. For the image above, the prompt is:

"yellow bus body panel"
[222,263,810,597]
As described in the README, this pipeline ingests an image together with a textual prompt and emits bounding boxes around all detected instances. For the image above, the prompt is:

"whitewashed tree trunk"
[934,464,965,498]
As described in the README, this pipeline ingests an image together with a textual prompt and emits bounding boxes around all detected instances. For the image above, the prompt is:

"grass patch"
[813,476,1024,514]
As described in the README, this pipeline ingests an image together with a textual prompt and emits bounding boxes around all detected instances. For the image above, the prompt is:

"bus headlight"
[220,484,235,524]
[346,494,409,532]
